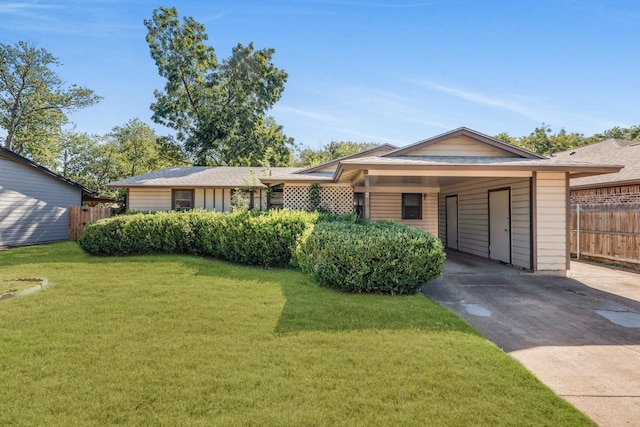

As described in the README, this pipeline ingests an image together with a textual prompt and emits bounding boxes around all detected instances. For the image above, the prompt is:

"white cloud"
[408,79,545,122]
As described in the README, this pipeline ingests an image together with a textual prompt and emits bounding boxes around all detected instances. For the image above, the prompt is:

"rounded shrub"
[295,221,445,295]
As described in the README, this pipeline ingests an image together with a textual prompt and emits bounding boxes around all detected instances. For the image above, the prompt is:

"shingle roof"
[553,139,640,188]
[107,166,302,188]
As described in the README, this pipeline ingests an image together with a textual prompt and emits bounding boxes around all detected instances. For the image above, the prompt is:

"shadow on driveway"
[422,250,640,353]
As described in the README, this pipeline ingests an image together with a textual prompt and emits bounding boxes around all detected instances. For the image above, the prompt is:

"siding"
[439,177,531,270]
[128,188,172,211]
[405,135,518,157]
[535,172,568,272]
[0,156,82,247]
[370,192,438,236]
[128,187,268,213]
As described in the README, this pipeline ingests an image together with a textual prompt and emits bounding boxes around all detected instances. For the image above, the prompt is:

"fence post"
[576,204,580,260]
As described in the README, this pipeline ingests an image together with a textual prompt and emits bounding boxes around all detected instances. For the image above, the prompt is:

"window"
[172,189,194,211]
[402,193,422,220]
[231,189,253,210]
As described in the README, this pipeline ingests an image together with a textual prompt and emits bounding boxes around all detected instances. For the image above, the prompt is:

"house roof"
[297,143,398,173]
[553,139,640,189]
[106,128,624,189]
[107,166,302,188]
[0,146,97,195]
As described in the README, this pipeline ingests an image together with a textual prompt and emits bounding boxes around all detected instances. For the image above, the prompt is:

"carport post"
[363,170,370,221]
[576,204,580,260]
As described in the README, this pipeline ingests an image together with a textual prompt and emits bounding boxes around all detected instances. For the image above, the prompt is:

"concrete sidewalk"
[423,252,640,426]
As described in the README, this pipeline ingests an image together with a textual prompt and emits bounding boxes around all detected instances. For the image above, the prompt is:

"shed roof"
[553,139,640,189]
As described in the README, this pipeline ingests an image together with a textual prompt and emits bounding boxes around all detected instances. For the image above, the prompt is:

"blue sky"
[1,0,639,149]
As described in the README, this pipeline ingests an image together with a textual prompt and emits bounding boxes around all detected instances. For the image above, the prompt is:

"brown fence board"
[570,204,640,266]
[69,206,111,241]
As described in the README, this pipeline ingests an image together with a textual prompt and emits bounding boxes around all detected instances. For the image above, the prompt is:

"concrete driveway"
[422,251,640,426]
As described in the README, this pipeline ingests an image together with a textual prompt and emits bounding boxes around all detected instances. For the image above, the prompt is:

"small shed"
[0,146,96,248]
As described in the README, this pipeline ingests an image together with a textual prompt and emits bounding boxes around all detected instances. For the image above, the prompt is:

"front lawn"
[0,243,593,426]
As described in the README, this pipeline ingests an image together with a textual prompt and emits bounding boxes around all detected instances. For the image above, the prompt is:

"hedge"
[79,210,444,294]
[78,209,319,268]
[295,220,445,295]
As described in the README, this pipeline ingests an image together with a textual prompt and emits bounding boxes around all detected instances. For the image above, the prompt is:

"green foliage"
[55,119,189,194]
[145,6,292,166]
[308,183,322,211]
[295,221,446,295]
[295,140,380,166]
[0,41,101,166]
[79,209,319,268]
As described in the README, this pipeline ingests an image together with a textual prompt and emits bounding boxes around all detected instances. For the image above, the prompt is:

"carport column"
[364,170,371,221]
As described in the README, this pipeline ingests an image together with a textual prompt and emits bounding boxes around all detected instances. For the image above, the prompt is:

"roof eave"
[336,162,623,174]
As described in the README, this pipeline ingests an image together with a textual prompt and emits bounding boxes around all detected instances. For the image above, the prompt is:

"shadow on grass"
[273,278,479,335]
[1,242,478,337]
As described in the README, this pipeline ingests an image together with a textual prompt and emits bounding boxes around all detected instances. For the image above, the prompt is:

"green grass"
[0,242,593,426]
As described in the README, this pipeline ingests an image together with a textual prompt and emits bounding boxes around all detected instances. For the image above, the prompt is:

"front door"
[489,189,511,263]
[446,195,458,250]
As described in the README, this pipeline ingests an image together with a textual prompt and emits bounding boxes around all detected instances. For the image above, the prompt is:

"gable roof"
[107,166,302,188]
[296,143,398,173]
[553,139,640,189]
[382,127,545,159]
[0,146,96,195]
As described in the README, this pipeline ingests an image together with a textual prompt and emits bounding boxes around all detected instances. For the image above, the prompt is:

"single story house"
[108,127,622,276]
[0,146,98,248]
[553,139,640,205]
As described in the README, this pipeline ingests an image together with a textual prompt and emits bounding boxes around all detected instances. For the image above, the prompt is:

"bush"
[295,221,445,295]
[79,209,319,268]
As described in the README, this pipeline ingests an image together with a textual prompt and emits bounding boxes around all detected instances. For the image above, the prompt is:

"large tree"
[0,41,101,165]
[57,119,189,194]
[144,6,292,166]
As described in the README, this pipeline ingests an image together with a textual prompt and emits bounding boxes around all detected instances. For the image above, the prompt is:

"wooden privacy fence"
[69,206,111,241]
[570,203,640,267]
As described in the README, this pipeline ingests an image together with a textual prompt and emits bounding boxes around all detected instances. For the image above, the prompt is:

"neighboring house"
[0,146,98,248]
[109,127,622,275]
[553,139,640,205]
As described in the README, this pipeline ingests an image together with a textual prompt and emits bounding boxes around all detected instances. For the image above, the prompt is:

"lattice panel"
[283,186,354,214]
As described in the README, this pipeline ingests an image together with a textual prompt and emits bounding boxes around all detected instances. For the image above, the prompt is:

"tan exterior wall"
[128,188,172,211]
[406,135,518,157]
[439,177,531,270]
[370,193,438,236]
[535,172,568,273]
[128,187,268,213]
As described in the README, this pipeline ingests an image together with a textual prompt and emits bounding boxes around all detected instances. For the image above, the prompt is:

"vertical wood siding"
[369,192,438,236]
[535,172,568,271]
[439,177,531,269]
[0,156,82,247]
